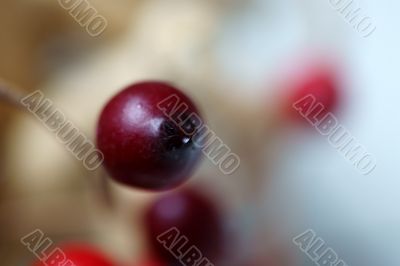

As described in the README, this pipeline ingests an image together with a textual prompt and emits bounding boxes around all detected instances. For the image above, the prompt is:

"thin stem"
[0,78,25,108]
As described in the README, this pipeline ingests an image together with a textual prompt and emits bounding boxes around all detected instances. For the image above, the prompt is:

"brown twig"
[0,78,25,108]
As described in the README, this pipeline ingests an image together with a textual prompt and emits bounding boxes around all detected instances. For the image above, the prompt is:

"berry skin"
[144,188,224,265]
[285,63,340,124]
[32,243,115,266]
[97,81,203,190]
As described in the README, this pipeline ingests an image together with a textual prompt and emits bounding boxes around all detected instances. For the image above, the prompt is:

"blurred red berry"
[144,188,224,265]
[284,62,340,124]
[32,243,115,266]
[97,81,203,190]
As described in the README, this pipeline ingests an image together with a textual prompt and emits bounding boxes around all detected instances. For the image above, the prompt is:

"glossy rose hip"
[96,81,203,190]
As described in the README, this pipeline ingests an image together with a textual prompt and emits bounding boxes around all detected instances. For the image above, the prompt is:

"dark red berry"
[32,243,115,266]
[144,188,224,264]
[97,81,203,190]
[284,62,340,124]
